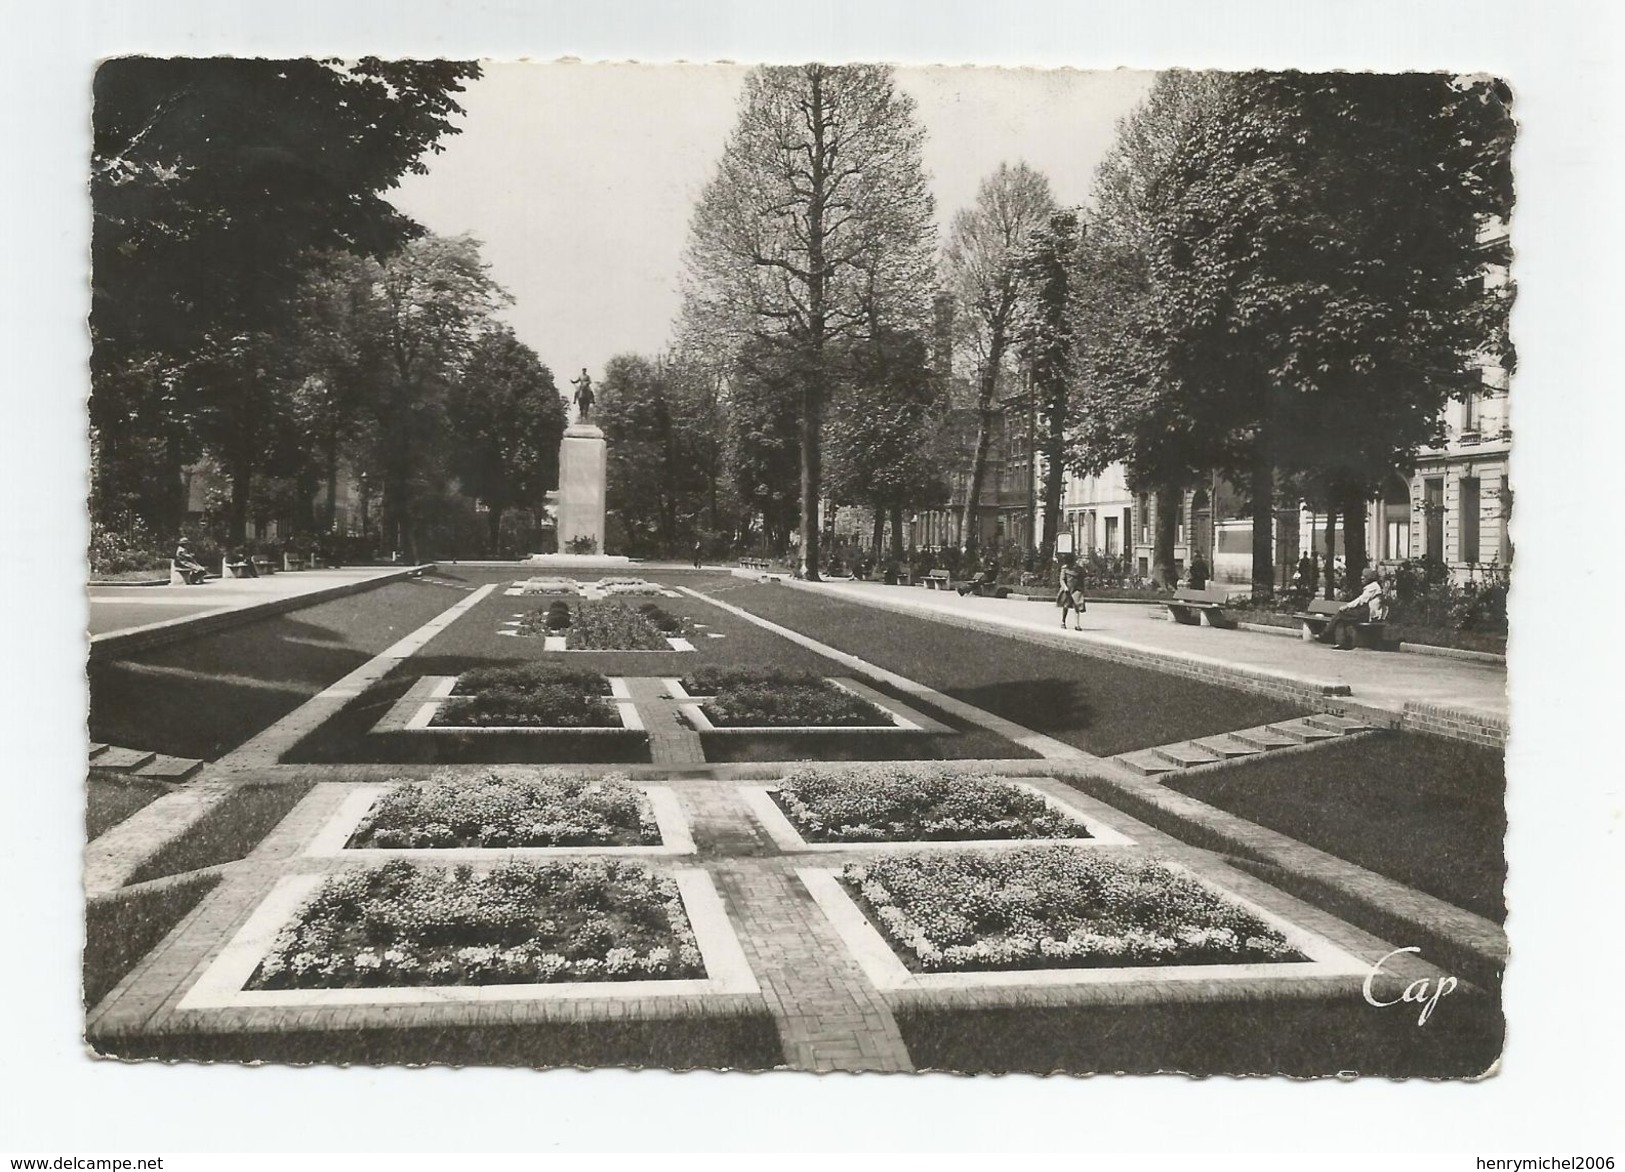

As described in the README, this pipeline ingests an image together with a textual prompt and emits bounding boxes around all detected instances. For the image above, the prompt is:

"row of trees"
[91,58,568,561]
[670,65,1513,591]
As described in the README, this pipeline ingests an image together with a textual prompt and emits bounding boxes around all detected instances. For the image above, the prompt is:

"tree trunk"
[889,504,904,562]
[486,504,504,555]
[959,352,1002,562]
[1249,457,1275,599]
[1154,484,1179,587]
[1323,503,1339,599]
[797,380,822,580]
[324,427,340,533]
[1039,408,1066,565]
[871,510,884,562]
[1341,487,1369,590]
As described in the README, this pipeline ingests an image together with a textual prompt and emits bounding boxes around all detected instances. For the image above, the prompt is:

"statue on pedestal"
[570,368,596,424]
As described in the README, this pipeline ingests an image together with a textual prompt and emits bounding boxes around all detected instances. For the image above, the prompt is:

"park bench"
[283,552,324,572]
[738,557,771,573]
[1293,597,1390,649]
[1164,586,1237,629]
[957,570,1011,599]
[221,555,255,579]
[252,555,276,575]
[923,568,952,591]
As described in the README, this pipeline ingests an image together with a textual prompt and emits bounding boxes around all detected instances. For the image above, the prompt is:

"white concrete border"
[177,867,755,1010]
[798,864,1373,993]
[739,780,1136,852]
[304,783,695,858]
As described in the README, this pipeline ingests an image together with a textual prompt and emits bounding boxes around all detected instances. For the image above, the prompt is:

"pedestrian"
[692,539,702,569]
[1327,567,1387,651]
[1188,550,1209,590]
[1056,554,1088,630]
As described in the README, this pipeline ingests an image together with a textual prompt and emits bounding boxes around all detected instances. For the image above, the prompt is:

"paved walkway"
[89,566,430,640]
[790,580,1508,725]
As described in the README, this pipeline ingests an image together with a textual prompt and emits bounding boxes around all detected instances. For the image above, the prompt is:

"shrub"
[777,764,1091,843]
[247,858,703,989]
[88,518,169,575]
[350,769,659,849]
[566,535,599,555]
[844,847,1302,973]
[703,681,889,728]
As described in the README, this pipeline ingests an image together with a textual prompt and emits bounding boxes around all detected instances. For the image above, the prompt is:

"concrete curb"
[88,564,436,661]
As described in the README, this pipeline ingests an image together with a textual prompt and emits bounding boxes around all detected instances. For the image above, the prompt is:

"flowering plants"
[248,858,704,989]
[434,686,618,728]
[518,600,688,649]
[680,666,828,695]
[349,769,659,849]
[454,664,612,697]
[841,847,1303,973]
[775,764,1090,843]
[702,680,889,728]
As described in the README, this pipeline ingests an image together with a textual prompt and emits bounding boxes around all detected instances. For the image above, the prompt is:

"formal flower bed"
[680,665,828,695]
[515,577,581,596]
[434,664,619,728]
[248,858,704,989]
[347,769,659,849]
[841,847,1303,973]
[703,679,889,728]
[597,577,664,596]
[517,600,691,649]
[774,764,1091,843]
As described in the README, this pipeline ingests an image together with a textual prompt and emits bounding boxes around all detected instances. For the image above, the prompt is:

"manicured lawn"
[87,773,172,840]
[1166,731,1506,922]
[126,781,314,884]
[84,873,222,1008]
[89,576,472,760]
[716,583,1307,756]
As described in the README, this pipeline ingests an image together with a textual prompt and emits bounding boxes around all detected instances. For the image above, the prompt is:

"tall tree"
[683,64,936,579]
[368,234,512,558]
[1013,208,1084,565]
[446,327,568,552]
[824,328,951,562]
[943,162,1055,561]
[725,339,805,556]
[91,57,480,542]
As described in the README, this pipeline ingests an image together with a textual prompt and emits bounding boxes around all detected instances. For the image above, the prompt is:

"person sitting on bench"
[174,538,209,585]
[959,556,1000,596]
[1327,568,1386,651]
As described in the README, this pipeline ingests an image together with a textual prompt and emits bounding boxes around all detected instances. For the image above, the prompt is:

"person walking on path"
[1057,554,1088,630]
[692,539,703,569]
[1328,567,1387,651]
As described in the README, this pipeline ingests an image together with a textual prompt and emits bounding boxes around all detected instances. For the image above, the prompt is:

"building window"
[1498,474,1512,564]
[1459,476,1481,564]
[1104,515,1119,556]
[1424,478,1445,560]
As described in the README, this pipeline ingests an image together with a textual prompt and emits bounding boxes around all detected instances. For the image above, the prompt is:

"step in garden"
[88,745,157,772]
[1115,715,1373,776]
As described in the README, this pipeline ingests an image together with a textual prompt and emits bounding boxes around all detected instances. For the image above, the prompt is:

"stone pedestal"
[556,422,607,553]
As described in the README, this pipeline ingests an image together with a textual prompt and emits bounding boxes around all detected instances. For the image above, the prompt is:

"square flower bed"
[517,599,693,650]
[247,858,705,990]
[433,662,619,728]
[346,769,660,850]
[700,679,890,728]
[770,763,1094,843]
[677,666,828,697]
[840,847,1305,974]
[511,576,582,596]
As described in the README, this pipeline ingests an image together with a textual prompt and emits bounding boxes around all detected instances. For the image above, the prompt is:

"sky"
[388,62,1156,382]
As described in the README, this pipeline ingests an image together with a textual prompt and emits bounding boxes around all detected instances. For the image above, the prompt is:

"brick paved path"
[623,676,707,766]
